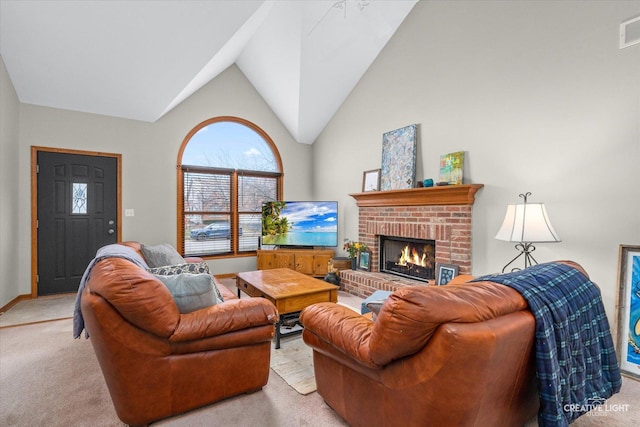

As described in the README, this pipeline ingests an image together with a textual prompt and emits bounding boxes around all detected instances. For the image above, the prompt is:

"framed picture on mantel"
[380,124,417,190]
[362,169,381,192]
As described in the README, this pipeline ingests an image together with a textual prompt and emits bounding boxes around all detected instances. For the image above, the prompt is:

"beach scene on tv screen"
[262,201,338,247]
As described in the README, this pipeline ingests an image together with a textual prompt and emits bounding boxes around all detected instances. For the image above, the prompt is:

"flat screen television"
[261,201,338,248]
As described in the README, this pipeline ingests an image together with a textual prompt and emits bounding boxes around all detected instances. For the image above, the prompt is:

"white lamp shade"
[495,202,561,243]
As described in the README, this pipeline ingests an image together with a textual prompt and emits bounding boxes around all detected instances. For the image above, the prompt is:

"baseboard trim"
[0,292,76,315]
[0,316,74,330]
[0,294,33,314]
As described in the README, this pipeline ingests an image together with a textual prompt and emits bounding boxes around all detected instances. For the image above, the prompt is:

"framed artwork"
[438,151,464,185]
[616,244,640,380]
[357,249,372,271]
[436,263,459,285]
[362,169,381,192]
[380,124,417,190]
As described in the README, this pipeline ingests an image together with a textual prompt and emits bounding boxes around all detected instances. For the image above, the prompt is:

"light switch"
[125,209,135,217]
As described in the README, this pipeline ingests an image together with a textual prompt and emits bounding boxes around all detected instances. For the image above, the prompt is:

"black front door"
[37,151,118,296]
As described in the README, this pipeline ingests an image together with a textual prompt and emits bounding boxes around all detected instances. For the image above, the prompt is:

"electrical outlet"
[125,209,135,217]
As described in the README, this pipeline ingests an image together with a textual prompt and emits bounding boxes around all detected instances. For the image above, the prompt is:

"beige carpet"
[0,319,121,426]
[2,317,639,426]
[0,318,349,427]
[0,293,75,328]
[2,283,640,426]
[0,281,355,400]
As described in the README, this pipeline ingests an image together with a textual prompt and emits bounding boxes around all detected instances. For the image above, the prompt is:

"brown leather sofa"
[300,276,539,427]
[81,242,278,426]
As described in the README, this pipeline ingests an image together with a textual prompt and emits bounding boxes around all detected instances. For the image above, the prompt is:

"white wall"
[312,0,640,322]
[4,1,640,322]
[13,64,312,300]
[0,56,21,307]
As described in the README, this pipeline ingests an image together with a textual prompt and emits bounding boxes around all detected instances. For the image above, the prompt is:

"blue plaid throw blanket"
[474,262,621,426]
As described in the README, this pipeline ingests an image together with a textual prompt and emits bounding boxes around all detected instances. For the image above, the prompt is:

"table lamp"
[495,192,561,273]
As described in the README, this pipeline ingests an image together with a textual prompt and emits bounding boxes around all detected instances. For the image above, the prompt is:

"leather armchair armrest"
[215,280,238,300]
[300,303,378,369]
[170,298,278,342]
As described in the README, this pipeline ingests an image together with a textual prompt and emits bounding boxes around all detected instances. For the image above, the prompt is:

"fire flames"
[397,244,428,267]
[384,239,435,282]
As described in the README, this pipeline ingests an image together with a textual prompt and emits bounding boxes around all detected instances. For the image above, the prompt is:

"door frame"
[30,146,122,297]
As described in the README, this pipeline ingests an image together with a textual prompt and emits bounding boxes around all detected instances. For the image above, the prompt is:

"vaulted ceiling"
[0,0,417,144]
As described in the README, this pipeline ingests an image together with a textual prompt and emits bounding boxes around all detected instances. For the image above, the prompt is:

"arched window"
[177,117,283,258]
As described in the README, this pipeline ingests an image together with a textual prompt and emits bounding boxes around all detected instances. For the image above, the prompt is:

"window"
[71,183,88,214]
[177,117,283,258]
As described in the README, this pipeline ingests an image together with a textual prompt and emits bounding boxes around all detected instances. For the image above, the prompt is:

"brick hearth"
[341,185,483,298]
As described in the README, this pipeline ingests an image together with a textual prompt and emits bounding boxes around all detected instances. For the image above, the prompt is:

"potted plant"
[343,239,368,270]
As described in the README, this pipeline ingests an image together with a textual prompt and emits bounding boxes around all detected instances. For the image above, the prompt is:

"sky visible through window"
[182,121,277,172]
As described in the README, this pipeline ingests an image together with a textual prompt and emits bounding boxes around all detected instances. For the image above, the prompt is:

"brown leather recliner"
[81,251,278,426]
[300,277,539,427]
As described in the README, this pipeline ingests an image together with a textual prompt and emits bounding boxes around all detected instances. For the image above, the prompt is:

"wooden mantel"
[349,184,484,207]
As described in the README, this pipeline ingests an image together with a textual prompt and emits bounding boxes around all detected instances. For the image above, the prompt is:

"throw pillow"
[141,243,185,268]
[148,261,210,276]
[148,262,223,303]
[154,273,217,314]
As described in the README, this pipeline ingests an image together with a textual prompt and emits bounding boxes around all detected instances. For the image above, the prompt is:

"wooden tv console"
[256,249,334,277]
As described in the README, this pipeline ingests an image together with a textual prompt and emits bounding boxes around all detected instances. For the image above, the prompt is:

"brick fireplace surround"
[340,184,483,298]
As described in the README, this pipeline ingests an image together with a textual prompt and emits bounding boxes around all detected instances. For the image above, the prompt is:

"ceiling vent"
[620,15,640,49]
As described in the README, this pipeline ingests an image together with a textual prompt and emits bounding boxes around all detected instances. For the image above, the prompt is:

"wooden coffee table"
[236,268,338,348]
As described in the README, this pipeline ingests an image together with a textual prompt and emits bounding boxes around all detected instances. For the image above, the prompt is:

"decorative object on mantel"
[380,124,417,190]
[495,192,561,273]
[438,151,464,185]
[362,169,381,192]
[422,178,434,187]
[615,244,640,380]
[435,263,459,285]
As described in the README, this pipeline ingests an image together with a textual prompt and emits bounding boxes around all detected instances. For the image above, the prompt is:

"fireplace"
[380,236,435,283]
[340,184,483,298]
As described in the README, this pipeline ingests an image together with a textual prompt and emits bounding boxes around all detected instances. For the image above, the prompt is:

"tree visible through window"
[177,117,282,257]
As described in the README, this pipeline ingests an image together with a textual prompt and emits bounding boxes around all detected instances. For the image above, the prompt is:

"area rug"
[266,297,359,396]
[270,337,316,395]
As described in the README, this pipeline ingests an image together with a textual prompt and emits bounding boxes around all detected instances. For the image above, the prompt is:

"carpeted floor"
[1,280,639,426]
[0,317,350,427]
[0,293,75,328]
[0,280,356,426]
